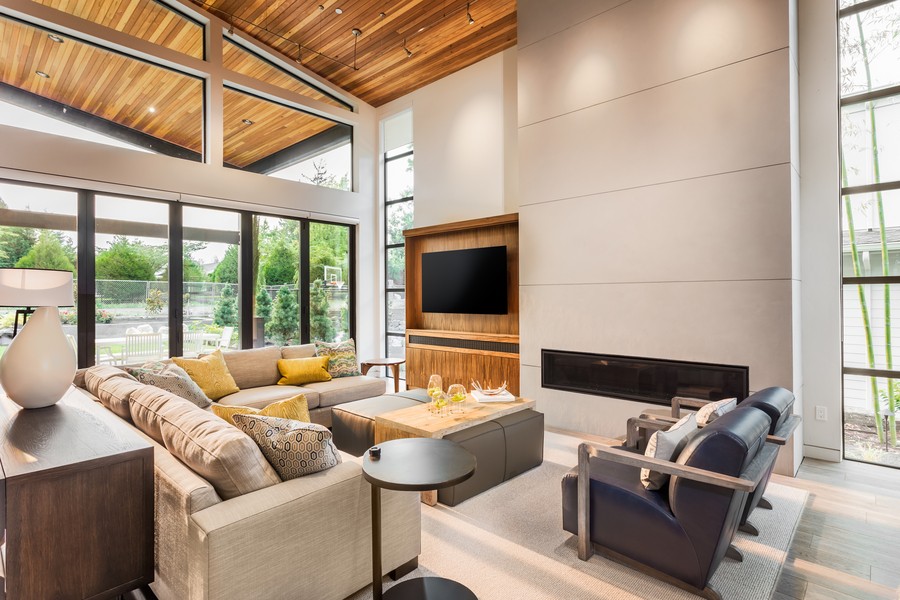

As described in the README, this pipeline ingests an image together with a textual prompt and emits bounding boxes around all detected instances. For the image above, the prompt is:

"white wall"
[798,0,842,461]
[377,49,519,227]
[517,0,803,473]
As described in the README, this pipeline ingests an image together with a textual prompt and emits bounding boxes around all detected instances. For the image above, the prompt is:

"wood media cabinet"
[404,213,519,394]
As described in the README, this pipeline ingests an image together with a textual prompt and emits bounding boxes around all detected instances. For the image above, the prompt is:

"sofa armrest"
[186,461,421,600]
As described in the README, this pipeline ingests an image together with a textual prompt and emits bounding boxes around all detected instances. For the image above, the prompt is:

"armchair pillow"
[276,357,331,386]
[314,338,361,378]
[172,349,240,401]
[695,397,737,427]
[233,414,342,479]
[641,413,697,490]
[211,394,311,426]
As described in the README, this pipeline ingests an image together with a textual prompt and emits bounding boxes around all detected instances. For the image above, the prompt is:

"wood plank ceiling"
[0,0,516,166]
[192,0,518,107]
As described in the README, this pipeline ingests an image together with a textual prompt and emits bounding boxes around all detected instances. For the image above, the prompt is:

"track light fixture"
[467,3,475,25]
[403,38,412,58]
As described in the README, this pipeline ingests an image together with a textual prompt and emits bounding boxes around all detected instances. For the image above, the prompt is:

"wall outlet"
[815,406,827,421]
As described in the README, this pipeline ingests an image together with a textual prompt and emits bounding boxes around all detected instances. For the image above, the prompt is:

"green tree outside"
[310,279,335,342]
[214,285,239,327]
[212,246,239,283]
[96,237,158,281]
[267,285,299,345]
[15,230,75,272]
[255,286,273,320]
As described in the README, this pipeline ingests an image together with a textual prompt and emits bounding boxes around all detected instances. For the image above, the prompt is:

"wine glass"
[427,374,443,413]
[448,383,467,414]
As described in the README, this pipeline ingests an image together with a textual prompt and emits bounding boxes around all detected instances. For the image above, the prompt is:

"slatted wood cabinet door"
[0,387,153,600]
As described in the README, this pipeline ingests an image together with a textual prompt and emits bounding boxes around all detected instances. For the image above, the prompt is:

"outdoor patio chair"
[124,332,163,364]
[216,326,234,350]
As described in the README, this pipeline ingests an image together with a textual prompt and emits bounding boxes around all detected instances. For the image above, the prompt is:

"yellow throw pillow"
[212,394,312,426]
[172,349,240,401]
[276,357,332,386]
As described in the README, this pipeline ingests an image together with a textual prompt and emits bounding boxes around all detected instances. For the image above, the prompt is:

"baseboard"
[803,444,841,462]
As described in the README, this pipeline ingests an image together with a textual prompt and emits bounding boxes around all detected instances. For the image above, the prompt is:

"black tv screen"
[421,246,508,314]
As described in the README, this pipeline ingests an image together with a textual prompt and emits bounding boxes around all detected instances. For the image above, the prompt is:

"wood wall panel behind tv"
[404,213,519,392]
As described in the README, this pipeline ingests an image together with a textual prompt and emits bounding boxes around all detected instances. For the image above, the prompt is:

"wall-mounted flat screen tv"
[421,246,508,314]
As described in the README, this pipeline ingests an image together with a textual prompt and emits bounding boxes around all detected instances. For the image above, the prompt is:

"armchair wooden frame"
[576,441,776,600]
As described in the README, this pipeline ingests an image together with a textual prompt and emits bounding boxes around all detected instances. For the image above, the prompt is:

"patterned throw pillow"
[232,414,342,479]
[211,394,311,426]
[314,338,361,378]
[641,413,697,491]
[172,349,240,401]
[695,397,738,427]
[124,362,212,408]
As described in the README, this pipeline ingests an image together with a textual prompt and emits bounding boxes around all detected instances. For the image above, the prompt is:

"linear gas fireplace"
[541,350,749,407]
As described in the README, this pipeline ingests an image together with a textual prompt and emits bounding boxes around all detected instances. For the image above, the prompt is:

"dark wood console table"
[0,387,153,599]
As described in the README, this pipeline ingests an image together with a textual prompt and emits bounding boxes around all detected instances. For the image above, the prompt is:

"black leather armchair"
[562,407,774,599]
[625,387,800,537]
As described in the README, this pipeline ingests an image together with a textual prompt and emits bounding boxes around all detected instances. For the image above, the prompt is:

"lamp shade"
[0,268,74,307]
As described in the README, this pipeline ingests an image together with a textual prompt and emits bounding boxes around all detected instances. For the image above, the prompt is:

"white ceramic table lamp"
[0,268,76,408]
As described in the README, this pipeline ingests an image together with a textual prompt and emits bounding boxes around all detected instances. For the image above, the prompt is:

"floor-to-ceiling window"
[840,0,900,467]
[383,112,413,376]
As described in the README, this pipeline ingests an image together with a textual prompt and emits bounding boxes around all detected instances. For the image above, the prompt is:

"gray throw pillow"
[125,363,212,408]
[232,414,342,479]
[641,413,697,491]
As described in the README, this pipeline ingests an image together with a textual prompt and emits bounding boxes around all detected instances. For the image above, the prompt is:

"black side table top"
[363,438,476,492]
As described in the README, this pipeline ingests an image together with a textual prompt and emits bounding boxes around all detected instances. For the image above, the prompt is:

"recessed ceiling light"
[48,34,64,43]
[35,70,50,79]
[148,106,156,114]
[242,119,254,125]
[335,8,343,14]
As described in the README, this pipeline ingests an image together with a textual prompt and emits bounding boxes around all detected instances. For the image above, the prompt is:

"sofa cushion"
[303,376,387,408]
[159,399,282,499]
[220,346,283,389]
[212,394,311,426]
[84,365,136,397]
[277,357,331,386]
[641,413,697,491]
[129,385,203,444]
[281,344,317,360]
[125,363,211,408]
[172,350,240,401]
[233,414,342,480]
[217,385,320,410]
[96,376,146,421]
[331,395,423,456]
[314,339,361,378]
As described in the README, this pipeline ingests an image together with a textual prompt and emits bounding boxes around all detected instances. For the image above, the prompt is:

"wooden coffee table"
[374,394,536,504]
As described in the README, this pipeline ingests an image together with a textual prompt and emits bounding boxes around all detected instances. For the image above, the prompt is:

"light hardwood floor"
[773,458,900,600]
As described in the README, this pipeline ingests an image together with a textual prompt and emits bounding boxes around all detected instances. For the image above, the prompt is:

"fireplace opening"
[541,349,749,406]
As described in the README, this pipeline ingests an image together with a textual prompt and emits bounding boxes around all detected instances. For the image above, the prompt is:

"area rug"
[348,431,807,600]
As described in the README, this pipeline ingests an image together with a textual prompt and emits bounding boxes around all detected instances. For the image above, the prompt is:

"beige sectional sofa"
[213,344,388,427]
[76,344,420,600]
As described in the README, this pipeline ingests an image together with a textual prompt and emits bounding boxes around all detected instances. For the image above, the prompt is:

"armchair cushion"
[694,397,737,426]
[641,413,696,490]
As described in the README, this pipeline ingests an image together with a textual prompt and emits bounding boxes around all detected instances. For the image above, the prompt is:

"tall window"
[840,0,900,467]
[383,112,414,372]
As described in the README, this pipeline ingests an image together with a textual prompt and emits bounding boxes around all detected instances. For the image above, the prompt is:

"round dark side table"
[362,437,477,600]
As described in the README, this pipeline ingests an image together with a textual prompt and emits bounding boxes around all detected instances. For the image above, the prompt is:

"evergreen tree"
[212,246,239,283]
[255,286,273,320]
[96,236,157,281]
[15,230,75,272]
[310,279,335,342]
[266,285,299,345]
[214,286,238,327]
[0,226,37,268]
[262,237,298,286]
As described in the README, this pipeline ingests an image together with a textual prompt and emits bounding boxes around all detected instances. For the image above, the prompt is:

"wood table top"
[362,438,475,492]
[374,394,536,439]
[0,386,151,480]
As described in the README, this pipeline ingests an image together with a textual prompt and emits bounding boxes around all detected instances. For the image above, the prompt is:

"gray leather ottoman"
[331,391,544,506]
[332,394,423,456]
